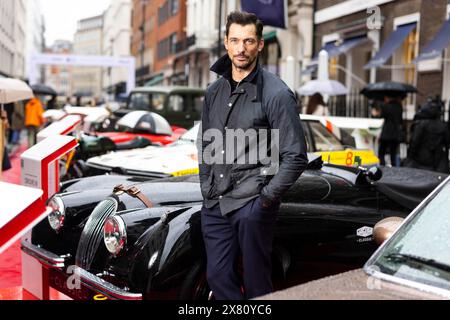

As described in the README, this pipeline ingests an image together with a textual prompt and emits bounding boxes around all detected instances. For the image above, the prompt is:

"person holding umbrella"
[362,82,416,167]
[371,94,404,166]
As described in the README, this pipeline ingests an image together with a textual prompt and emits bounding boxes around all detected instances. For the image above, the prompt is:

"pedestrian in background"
[304,92,330,116]
[404,99,449,173]
[371,95,403,166]
[10,101,25,145]
[1,108,12,171]
[198,11,308,300]
[4,103,14,144]
[47,95,57,109]
[25,97,45,147]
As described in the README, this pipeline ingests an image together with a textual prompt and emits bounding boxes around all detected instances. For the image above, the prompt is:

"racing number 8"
[346,152,354,166]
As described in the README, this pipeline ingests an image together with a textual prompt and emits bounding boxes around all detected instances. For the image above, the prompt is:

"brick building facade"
[131,0,186,85]
[313,0,450,119]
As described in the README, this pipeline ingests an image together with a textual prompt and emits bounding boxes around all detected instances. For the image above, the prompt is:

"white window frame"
[392,13,420,120]
[322,33,340,46]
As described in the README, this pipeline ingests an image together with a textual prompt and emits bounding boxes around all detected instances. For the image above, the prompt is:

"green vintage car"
[121,86,205,129]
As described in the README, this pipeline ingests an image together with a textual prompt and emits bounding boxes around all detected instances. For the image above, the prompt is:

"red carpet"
[0,143,28,290]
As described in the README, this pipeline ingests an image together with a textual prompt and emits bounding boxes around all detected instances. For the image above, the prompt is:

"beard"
[231,54,257,71]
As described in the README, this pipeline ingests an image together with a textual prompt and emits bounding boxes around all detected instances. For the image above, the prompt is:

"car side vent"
[75,198,118,270]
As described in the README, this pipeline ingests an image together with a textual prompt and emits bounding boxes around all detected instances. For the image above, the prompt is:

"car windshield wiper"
[386,253,450,274]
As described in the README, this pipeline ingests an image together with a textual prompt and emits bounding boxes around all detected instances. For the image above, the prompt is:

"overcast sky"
[41,0,111,46]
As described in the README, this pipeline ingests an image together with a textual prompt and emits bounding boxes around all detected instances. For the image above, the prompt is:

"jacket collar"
[210,54,260,85]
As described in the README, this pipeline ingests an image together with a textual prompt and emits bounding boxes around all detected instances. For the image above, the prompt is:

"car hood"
[60,175,152,193]
[258,269,445,300]
[87,143,199,176]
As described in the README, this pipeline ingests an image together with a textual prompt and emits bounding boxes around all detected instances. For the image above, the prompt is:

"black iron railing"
[328,87,370,118]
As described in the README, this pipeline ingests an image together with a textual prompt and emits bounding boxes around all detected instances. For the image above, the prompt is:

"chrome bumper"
[21,240,143,300]
[21,239,65,268]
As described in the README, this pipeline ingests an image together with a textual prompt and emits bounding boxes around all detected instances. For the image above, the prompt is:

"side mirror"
[366,166,382,181]
[373,216,404,246]
[359,166,382,182]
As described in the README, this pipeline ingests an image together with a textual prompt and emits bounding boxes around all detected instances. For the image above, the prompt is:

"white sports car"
[86,125,199,178]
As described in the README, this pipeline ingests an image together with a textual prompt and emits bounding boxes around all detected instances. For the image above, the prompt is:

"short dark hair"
[225,11,264,40]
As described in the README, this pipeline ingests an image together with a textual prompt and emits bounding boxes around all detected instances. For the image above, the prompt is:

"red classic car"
[96,111,187,146]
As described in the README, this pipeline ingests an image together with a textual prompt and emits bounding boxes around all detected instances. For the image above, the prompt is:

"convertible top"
[375,167,447,210]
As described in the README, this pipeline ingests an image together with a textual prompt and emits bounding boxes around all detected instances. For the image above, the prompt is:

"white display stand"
[37,115,82,143]
[0,182,50,255]
[21,135,78,202]
[19,135,78,300]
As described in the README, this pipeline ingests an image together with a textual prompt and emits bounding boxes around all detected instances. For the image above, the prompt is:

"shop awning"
[303,36,368,75]
[300,64,317,76]
[364,22,417,69]
[325,36,369,58]
[414,18,450,62]
[309,36,369,64]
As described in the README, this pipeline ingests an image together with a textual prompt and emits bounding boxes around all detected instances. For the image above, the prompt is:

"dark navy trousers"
[201,196,279,300]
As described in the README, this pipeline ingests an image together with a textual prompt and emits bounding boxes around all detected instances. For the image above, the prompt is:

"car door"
[166,92,203,129]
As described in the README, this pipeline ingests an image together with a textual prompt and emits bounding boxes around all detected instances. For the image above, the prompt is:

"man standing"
[198,11,308,300]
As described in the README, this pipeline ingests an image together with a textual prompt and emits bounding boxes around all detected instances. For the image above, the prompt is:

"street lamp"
[140,0,149,85]
[217,0,223,59]
[109,38,114,99]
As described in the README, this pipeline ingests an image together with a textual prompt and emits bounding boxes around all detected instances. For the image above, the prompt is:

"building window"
[158,0,178,25]
[158,34,178,60]
[170,0,179,15]
[403,28,418,85]
[170,33,177,55]
[329,56,338,80]
[158,37,169,60]
[392,22,419,108]
[158,1,169,25]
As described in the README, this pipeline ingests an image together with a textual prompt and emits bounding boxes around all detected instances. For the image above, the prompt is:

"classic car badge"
[357,226,373,238]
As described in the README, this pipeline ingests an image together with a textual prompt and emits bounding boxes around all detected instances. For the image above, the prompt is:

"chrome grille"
[75,198,118,269]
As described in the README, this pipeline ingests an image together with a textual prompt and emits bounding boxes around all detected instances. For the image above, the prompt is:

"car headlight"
[47,196,65,232]
[104,216,127,256]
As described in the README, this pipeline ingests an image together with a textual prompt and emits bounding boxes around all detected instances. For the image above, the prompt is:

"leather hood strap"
[113,184,154,208]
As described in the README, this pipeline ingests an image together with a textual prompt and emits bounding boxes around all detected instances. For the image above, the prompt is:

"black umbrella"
[360,82,417,100]
[73,90,93,98]
[31,84,57,96]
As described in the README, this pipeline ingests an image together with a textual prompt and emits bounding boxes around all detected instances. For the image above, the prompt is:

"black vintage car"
[22,156,447,300]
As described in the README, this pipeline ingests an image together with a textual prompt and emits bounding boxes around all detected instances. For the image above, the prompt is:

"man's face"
[225,23,264,71]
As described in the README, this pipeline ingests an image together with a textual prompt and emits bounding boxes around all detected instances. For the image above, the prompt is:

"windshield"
[128,92,166,112]
[309,121,344,151]
[179,123,199,142]
[369,179,450,291]
[115,111,173,135]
